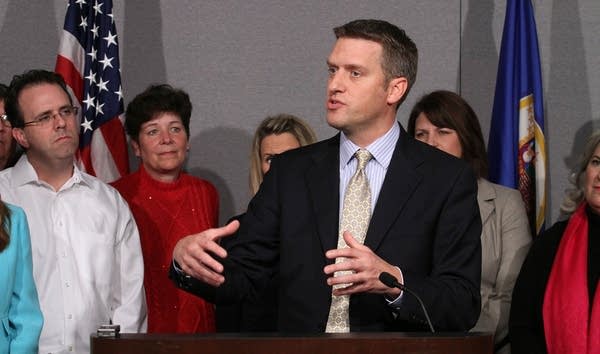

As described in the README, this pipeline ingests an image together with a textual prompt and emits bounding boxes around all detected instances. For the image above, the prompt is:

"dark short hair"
[125,84,192,141]
[334,19,418,104]
[5,69,72,128]
[0,83,8,101]
[407,90,488,179]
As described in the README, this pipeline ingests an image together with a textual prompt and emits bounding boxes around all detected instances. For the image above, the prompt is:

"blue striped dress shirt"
[338,123,400,220]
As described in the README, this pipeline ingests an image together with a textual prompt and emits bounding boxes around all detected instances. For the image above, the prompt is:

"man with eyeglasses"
[0,83,20,170]
[0,69,147,354]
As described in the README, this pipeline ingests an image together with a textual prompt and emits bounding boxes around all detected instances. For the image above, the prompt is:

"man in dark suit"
[172,19,482,332]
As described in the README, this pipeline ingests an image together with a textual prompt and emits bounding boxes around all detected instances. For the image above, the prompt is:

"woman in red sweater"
[112,84,218,333]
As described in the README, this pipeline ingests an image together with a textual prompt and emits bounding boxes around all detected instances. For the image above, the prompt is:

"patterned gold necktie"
[326,149,373,333]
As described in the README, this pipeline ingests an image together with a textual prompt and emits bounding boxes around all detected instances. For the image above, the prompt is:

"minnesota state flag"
[488,0,546,236]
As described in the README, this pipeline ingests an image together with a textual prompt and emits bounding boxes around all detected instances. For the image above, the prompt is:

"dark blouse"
[509,205,599,354]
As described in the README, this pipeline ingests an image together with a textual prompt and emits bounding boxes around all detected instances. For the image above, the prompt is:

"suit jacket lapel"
[477,179,495,226]
[306,135,340,259]
[365,128,424,251]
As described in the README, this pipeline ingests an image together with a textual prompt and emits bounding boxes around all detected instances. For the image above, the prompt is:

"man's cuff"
[172,259,189,277]
[385,266,404,306]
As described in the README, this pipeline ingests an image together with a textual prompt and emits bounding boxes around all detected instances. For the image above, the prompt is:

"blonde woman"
[510,131,600,354]
[217,114,316,331]
[249,114,317,195]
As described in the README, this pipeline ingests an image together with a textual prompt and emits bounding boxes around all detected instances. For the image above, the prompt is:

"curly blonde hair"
[559,130,600,217]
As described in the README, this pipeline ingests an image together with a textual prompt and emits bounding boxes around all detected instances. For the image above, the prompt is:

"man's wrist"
[172,259,190,278]
[385,266,404,305]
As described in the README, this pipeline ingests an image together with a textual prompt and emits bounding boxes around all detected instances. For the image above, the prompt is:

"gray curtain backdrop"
[0,0,598,225]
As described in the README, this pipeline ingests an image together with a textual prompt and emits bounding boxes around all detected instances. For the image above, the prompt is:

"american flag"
[55,0,129,182]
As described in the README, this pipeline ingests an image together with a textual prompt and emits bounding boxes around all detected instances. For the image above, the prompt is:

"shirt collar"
[10,154,91,190]
[339,122,400,170]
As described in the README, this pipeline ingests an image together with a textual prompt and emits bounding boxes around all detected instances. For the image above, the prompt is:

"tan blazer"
[471,179,532,353]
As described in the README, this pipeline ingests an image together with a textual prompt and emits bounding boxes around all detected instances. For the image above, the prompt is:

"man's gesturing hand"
[173,220,240,287]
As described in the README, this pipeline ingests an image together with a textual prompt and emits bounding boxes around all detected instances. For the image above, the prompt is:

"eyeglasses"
[23,106,79,128]
[0,114,10,128]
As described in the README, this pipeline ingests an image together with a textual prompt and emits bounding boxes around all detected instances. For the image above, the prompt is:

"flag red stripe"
[55,55,84,102]
[99,118,129,177]
[78,145,96,176]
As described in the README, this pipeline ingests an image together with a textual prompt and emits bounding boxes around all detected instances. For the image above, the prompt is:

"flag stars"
[83,93,96,110]
[95,101,105,116]
[93,1,103,15]
[97,77,110,93]
[90,24,99,39]
[75,0,86,9]
[103,30,117,48]
[115,86,123,101]
[84,70,96,85]
[79,16,88,30]
[99,54,114,70]
[81,118,94,133]
[87,48,97,61]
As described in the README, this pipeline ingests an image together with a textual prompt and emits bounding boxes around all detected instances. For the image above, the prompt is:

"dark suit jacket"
[216,213,278,332]
[172,125,482,332]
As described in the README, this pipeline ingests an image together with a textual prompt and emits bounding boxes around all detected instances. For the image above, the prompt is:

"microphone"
[379,272,435,333]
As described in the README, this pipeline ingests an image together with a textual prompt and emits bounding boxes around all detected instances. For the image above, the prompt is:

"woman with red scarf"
[112,85,218,333]
[510,131,600,354]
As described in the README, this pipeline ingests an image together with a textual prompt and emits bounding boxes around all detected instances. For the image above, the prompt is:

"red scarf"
[543,203,600,354]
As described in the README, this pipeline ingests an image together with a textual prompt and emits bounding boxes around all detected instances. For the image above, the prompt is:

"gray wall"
[0,1,598,225]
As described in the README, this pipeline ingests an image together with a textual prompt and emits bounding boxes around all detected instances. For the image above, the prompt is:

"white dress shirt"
[0,155,147,354]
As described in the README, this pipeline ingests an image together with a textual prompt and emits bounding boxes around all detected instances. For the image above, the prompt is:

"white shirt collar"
[10,154,91,190]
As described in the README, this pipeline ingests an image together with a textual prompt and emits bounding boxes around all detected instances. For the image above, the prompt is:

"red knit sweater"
[112,165,218,333]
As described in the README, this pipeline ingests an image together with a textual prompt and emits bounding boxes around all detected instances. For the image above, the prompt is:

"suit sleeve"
[8,207,43,354]
[214,160,283,305]
[171,158,282,305]
[396,164,482,331]
[485,189,532,343]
